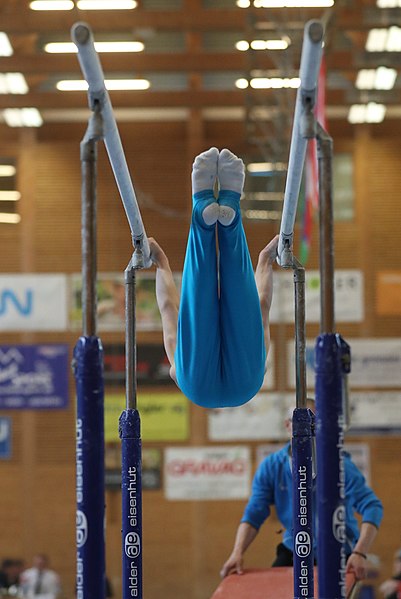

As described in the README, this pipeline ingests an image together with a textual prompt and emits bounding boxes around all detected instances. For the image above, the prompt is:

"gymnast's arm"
[255,234,279,371]
[148,237,180,382]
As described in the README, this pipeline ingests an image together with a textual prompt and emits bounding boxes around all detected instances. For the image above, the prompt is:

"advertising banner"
[287,337,401,389]
[0,344,69,409]
[105,392,189,442]
[349,391,401,433]
[208,392,294,441]
[0,274,67,331]
[271,270,363,323]
[70,271,181,332]
[164,446,251,500]
[104,343,174,387]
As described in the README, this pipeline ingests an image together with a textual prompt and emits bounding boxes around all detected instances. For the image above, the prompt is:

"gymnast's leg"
[174,147,223,407]
[217,149,266,406]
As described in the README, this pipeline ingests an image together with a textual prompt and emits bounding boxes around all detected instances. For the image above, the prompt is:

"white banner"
[0,275,67,331]
[271,270,364,323]
[287,337,401,389]
[164,446,251,500]
[208,392,295,441]
[349,391,401,431]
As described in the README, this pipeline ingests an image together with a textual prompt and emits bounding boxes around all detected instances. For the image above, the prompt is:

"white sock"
[218,205,236,226]
[191,147,219,194]
[217,148,245,194]
[202,202,220,226]
[217,149,245,225]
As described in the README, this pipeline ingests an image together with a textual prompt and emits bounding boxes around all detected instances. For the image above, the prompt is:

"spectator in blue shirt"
[220,406,383,582]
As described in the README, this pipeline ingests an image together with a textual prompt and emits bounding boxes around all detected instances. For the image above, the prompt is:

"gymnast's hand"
[148,237,169,268]
[258,234,279,267]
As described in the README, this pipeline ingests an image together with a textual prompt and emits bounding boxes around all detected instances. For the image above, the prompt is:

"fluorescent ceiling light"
[348,102,386,124]
[253,0,334,6]
[0,191,21,201]
[377,0,401,6]
[56,79,150,91]
[236,78,250,89]
[244,209,281,220]
[0,73,29,94]
[30,1,74,9]
[0,165,16,177]
[236,77,300,89]
[0,213,21,224]
[247,162,287,173]
[76,0,137,8]
[366,26,401,52]
[356,67,397,90]
[236,39,289,51]
[45,41,144,53]
[236,41,250,51]
[250,77,300,89]
[237,0,251,6]
[3,108,43,127]
[0,33,13,57]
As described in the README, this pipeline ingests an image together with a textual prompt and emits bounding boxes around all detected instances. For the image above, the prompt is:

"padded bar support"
[278,20,324,267]
[71,21,151,269]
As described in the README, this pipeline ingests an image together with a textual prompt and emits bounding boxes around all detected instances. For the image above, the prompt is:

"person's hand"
[148,237,168,268]
[220,551,244,578]
[379,578,400,597]
[346,552,368,581]
[258,234,279,267]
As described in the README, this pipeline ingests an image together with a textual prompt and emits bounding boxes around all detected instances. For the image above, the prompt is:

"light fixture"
[45,41,145,53]
[244,209,281,220]
[236,78,250,89]
[236,0,251,6]
[3,108,43,127]
[236,39,289,51]
[0,191,21,201]
[30,1,74,9]
[250,77,300,89]
[0,213,21,224]
[377,0,401,6]
[0,165,16,177]
[253,0,334,7]
[76,0,137,8]
[366,26,401,52]
[0,33,13,57]
[348,102,386,124]
[56,79,150,91]
[0,73,29,95]
[247,162,287,173]
[356,67,397,90]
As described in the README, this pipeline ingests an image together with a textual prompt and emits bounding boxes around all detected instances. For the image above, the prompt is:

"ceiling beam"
[0,88,352,110]
[0,50,371,75]
[1,7,382,34]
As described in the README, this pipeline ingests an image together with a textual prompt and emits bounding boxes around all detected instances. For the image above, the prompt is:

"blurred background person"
[20,554,60,599]
[0,558,24,595]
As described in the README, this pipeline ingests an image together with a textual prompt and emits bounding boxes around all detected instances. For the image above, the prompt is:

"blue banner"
[0,344,69,409]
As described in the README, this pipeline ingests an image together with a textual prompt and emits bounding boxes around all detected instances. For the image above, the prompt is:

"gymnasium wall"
[0,118,400,599]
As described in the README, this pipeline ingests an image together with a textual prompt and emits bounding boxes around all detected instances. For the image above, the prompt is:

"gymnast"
[149,147,278,409]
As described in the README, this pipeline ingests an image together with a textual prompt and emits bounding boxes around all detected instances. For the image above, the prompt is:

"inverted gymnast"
[149,147,278,409]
